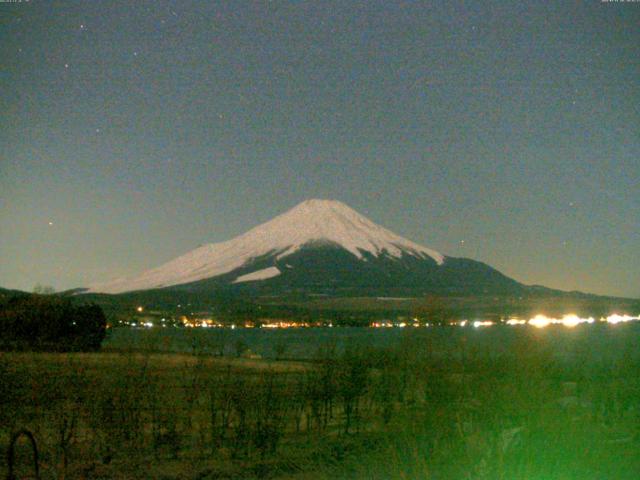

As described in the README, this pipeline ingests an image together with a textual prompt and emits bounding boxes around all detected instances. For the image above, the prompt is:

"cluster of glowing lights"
[506,319,527,326]
[604,314,640,324]
[368,314,640,329]
[522,313,640,328]
[261,321,331,328]
[370,321,422,328]
[473,320,494,328]
[262,321,311,329]
[126,311,639,329]
[182,318,223,328]
[484,313,639,329]
[443,314,639,329]
[526,314,594,328]
[371,321,394,328]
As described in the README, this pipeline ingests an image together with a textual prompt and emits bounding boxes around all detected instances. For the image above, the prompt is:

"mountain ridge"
[82,199,629,302]
[88,199,447,294]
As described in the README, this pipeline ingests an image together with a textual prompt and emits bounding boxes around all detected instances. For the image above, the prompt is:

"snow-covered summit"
[87,199,444,294]
[257,199,443,262]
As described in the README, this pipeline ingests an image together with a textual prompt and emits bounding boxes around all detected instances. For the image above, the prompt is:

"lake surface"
[104,322,640,362]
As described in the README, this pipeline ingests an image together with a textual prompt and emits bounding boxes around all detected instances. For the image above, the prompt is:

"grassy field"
[2,324,640,479]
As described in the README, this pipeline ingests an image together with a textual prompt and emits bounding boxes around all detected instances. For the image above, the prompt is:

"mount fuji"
[86,199,523,296]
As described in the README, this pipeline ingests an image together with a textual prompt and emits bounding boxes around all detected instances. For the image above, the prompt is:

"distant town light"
[506,319,526,325]
[560,314,585,328]
[473,320,493,328]
[136,306,143,313]
[529,315,551,328]
[528,314,596,328]
[605,313,639,324]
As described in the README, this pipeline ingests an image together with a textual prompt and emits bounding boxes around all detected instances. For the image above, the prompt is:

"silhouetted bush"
[0,294,107,351]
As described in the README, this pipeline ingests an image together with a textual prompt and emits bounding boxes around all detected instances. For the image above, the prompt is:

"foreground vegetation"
[2,325,640,479]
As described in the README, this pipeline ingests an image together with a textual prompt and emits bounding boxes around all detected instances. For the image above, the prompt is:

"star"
[48,221,54,226]
[133,51,139,57]
[64,63,69,69]
[80,24,86,30]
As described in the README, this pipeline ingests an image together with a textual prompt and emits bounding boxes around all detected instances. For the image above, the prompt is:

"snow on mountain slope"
[232,266,281,284]
[87,199,444,294]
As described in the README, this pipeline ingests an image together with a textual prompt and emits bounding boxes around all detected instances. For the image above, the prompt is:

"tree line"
[0,293,107,351]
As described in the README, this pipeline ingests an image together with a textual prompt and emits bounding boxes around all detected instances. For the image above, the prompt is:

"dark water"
[104,322,640,362]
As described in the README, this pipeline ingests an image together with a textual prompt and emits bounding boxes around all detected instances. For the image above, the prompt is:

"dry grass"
[2,326,640,479]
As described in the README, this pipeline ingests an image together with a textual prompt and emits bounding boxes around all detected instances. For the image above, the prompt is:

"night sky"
[1,1,638,298]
